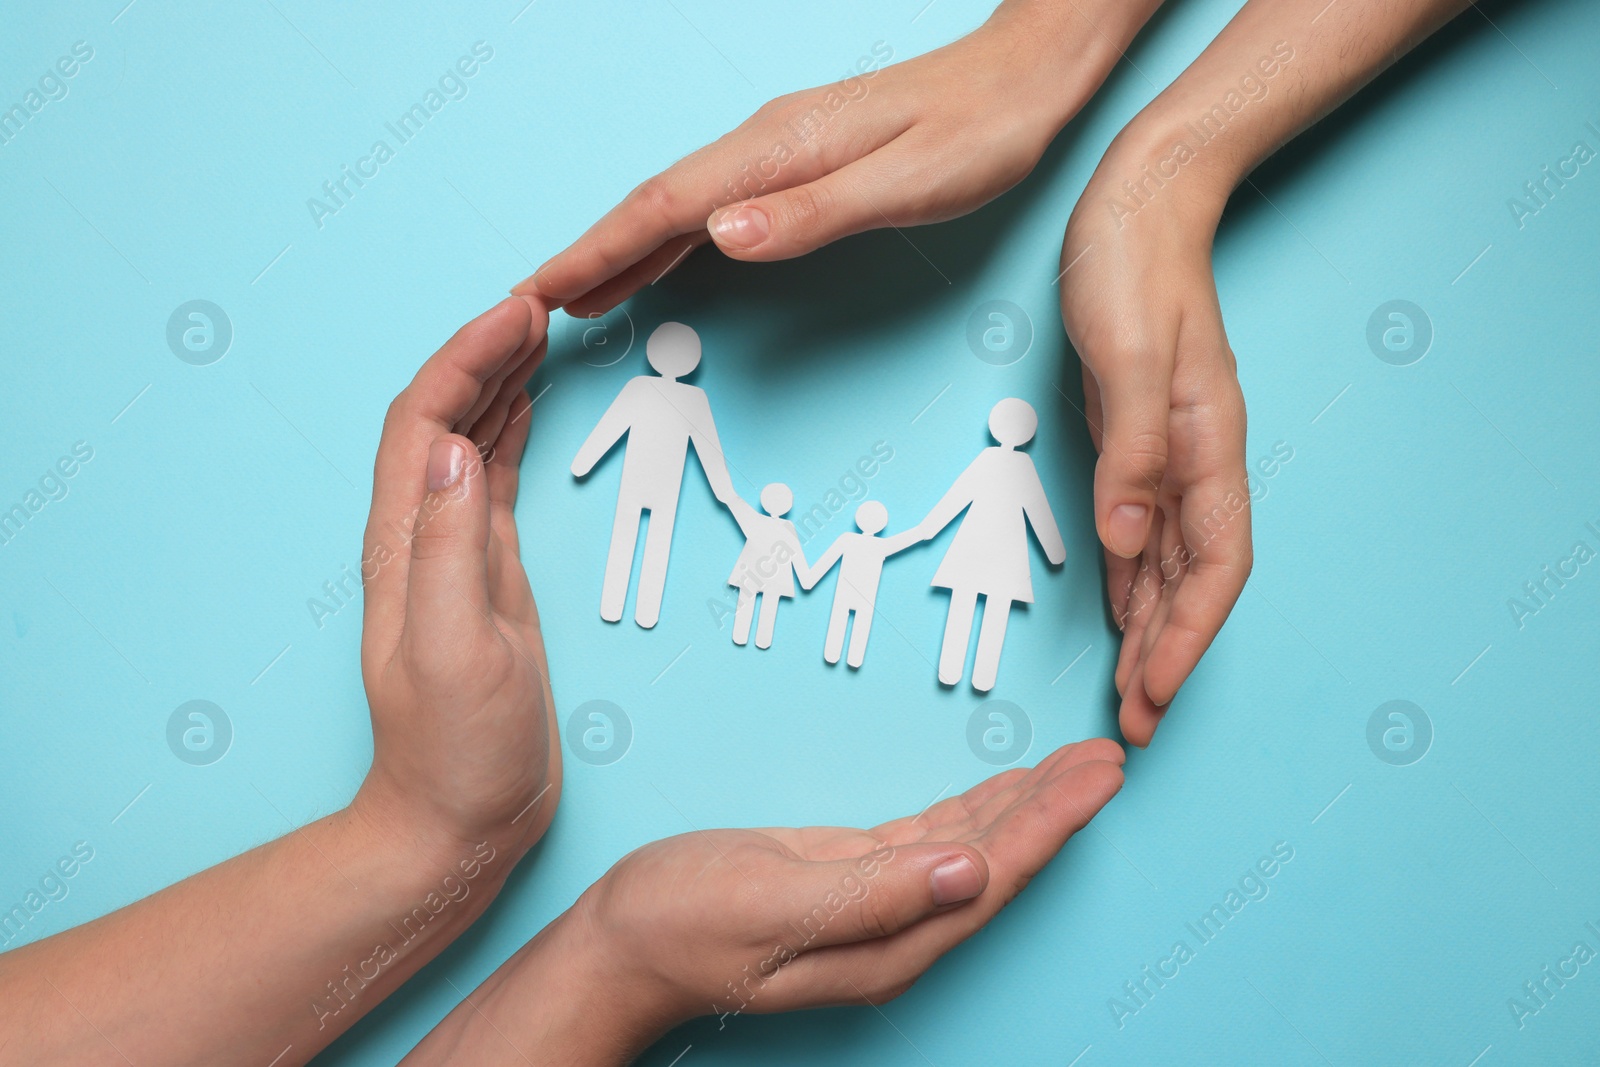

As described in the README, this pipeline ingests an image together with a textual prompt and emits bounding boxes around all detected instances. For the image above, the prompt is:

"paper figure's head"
[988,397,1038,449]
[646,321,700,380]
[760,483,793,517]
[855,500,888,535]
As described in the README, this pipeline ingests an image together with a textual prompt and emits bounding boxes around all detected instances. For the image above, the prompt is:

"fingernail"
[711,206,769,250]
[930,856,982,906]
[1108,504,1148,558]
[511,265,551,297]
[428,439,467,491]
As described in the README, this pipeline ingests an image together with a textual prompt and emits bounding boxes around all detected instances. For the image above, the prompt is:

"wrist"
[982,0,1164,132]
[344,782,521,903]
[351,736,560,881]
[1107,34,1306,213]
[409,903,683,1067]
[1082,113,1235,237]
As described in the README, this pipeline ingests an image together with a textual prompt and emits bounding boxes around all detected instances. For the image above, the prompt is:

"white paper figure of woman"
[909,398,1064,691]
[571,322,742,629]
[727,483,808,649]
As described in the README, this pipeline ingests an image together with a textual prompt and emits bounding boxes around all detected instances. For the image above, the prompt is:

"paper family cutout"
[573,322,1063,692]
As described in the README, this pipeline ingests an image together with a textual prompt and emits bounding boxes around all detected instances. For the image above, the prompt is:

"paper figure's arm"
[727,494,758,537]
[911,464,979,541]
[1020,458,1066,565]
[878,528,924,556]
[684,395,740,506]
[570,381,639,477]
[797,536,844,591]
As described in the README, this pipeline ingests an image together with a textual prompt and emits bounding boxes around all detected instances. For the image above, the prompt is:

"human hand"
[0,297,562,1067]
[592,739,1122,1025]
[352,296,562,863]
[1058,130,1251,748]
[515,0,1163,315]
[403,739,1124,1065]
[1058,0,1482,745]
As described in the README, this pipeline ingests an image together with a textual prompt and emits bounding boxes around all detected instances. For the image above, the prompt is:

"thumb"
[766,842,990,951]
[405,435,493,634]
[705,156,896,262]
[1093,363,1172,560]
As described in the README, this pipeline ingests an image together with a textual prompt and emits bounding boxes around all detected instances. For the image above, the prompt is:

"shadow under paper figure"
[910,397,1065,692]
[570,322,742,628]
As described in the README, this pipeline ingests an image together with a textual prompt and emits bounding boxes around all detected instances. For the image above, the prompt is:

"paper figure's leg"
[732,589,756,646]
[938,589,978,686]
[600,506,642,623]
[823,600,850,664]
[846,604,874,669]
[755,593,780,649]
[971,596,1011,692]
[634,501,679,628]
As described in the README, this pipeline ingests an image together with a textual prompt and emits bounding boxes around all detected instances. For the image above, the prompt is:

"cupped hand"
[516,0,1160,316]
[351,296,562,860]
[568,738,1124,1034]
[1058,138,1251,747]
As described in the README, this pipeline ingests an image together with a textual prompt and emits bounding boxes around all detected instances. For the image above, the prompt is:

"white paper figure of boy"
[799,500,919,668]
[726,483,806,649]
[907,398,1064,691]
[571,322,742,628]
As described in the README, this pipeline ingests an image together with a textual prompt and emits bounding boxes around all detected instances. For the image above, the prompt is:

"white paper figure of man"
[799,500,919,668]
[727,483,806,649]
[909,398,1064,691]
[572,322,742,628]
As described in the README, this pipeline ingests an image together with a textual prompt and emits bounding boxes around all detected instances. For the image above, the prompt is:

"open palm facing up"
[407,739,1125,1065]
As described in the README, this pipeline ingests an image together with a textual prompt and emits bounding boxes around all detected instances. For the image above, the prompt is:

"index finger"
[513,101,852,306]
[362,297,546,633]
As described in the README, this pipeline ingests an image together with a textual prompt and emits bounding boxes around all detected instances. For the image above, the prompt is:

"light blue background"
[3,0,1598,1063]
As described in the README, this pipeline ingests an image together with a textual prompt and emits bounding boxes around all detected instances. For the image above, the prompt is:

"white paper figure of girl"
[799,501,919,669]
[727,483,808,649]
[908,398,1064,691]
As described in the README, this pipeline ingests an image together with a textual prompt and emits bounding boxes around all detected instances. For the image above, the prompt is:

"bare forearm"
[1108,0,1471,210]
[403,908,670,1067]
[0,803,512,1066]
